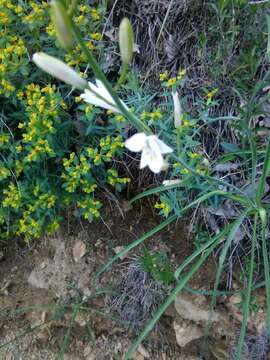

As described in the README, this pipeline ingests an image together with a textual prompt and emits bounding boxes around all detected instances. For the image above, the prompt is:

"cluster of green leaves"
[140,250,174,285]
[0,0,130,240]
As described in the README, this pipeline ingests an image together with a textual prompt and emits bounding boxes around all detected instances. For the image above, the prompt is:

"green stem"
[115,63,129,91]
[176,127,181,157]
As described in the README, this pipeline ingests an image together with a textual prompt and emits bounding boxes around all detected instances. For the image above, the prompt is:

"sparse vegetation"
[1,0,270,359]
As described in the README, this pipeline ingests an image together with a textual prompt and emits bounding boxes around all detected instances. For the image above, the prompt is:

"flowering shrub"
[0,1,130,240]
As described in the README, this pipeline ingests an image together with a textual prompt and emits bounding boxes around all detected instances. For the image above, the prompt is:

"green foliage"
[0,0,130,240]
[140,250,174,285]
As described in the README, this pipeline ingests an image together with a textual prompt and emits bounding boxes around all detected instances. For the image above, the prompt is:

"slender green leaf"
[260,208,270,334]
[235,214,257,359]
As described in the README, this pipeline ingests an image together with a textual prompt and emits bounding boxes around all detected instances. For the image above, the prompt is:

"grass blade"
[260,208,270,334]
[235,214,257,359]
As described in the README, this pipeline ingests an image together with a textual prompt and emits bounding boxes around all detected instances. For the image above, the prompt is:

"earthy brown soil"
[0,200,220,360]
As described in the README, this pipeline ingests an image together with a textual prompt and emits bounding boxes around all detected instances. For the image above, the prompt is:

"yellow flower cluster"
[47,220,60,234]
[87,135,125,164]
[77,4,101,21]
[3,183,21,209]
[206,88,219,104]
[91,32,102,41]
[0,165,10,181]
[141,108,162,121]
[26,139,55,162]
[160,68,187,87]
[0,133,9,146]
[0,33,26,96]
[62,153,92,193]
[90,8,100,21]
[107,169,130,190]
[9,185,58,239]
[77,197,102,220]
[155,201,171,217]
[159,71,169,82]
[23,1,48,25]
[33,186,56,209]
[17,213,42,239]
[18,84,65,162]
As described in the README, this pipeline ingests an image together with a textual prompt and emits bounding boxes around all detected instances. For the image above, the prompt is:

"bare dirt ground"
[0,199,265,359]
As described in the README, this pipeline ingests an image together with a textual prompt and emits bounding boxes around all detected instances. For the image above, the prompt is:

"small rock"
[226,295,243,323]
[84,346,92,357]
[175,292,219,322]
[72,240,87,262]
[5,353,14,360]
[133,353,145,360]
[75,312,88,327]
[28,268,49,290]
[173,319,203,347]
[137,344,150,358]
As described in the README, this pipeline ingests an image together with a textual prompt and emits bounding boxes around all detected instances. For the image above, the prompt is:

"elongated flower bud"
[51,0,73,50]
[172,90,183,128]
[33,52,88,90]
[119,18,134,65]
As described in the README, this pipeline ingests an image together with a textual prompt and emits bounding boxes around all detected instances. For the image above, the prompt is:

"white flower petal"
[82,79,128,114]
[87,81,99,94]
[125,133,147,152]
[148,152,164,173]
[80,90,117,112]
[155,138,173,154]
[143,138,164,173]
[96,79,112,100]
[140,147,150,169]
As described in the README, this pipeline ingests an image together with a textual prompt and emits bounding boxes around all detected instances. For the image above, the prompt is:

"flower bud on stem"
[51,0,74,51]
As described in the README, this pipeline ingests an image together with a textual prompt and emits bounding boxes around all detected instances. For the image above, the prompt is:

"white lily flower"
[33,53,87,90]
[125,133,173,173]
[172,90,183,128]
[80,79,128,114]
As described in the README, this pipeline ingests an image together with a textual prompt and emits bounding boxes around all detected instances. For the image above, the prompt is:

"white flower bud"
[119,18,134,65]
[33,52,88,90]
[172,90,183,128]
